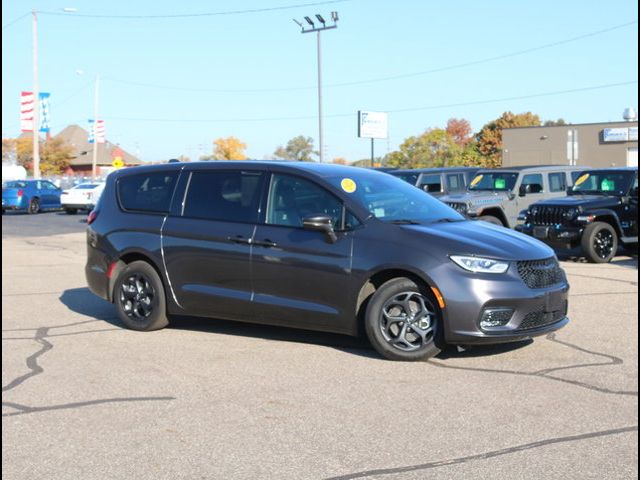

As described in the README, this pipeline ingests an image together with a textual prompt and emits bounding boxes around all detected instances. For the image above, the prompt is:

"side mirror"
[518,184,527,197]
[303,214,337,243]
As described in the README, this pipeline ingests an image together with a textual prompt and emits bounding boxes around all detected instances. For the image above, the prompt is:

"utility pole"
[32,9,40,179]
[92,74,100,179]
[293,12,339,163]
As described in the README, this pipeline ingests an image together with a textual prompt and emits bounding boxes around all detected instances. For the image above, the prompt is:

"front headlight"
[450,255,510,274]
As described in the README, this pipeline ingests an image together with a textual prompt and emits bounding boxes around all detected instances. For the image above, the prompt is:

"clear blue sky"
[2,0,638,163]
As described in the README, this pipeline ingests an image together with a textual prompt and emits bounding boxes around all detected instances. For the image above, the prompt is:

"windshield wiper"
[430,218,464,224]
[388,219,421,225]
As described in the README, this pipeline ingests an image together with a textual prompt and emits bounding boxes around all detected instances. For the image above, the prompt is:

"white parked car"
[60,182,105,214]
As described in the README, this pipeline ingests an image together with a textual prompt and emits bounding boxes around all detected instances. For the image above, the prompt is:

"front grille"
[518,302,567,330]
[517,257,564,289]
[530,206,566,226]
[446,202,468,215]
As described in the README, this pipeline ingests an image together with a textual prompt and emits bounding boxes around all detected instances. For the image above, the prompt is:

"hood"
[441,191,510,206]
[533,195,621,210]
[402,220,554,261]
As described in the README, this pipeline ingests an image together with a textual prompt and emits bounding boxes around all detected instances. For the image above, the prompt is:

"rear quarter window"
[117,171,178,213]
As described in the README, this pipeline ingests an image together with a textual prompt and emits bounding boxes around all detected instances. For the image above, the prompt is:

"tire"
[478,215,503,226]
[364,277,443,361]
[581,221,618,263]
[65,208,78,215]
[113,260,169,331]
[27,198,40,214]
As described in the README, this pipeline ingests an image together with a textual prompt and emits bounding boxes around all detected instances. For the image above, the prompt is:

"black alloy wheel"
[581,221,618,263]
[114,261,169,331]
[365,277,442,361]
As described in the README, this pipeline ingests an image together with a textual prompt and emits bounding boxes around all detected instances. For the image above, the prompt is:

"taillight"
[87,209,98,225]
[17,189,23,197]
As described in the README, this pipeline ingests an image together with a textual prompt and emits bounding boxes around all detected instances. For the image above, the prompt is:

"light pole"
[91,73,100,179]
[32,9,40,179]
[293,11,338,163]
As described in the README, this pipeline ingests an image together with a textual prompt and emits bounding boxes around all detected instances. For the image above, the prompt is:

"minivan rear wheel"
[114,260,169,331]
[365,278,442,361]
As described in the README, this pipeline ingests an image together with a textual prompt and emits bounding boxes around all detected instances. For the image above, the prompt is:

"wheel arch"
[478,207,509,227]
[108,250,166,303]
[354,267,440,336]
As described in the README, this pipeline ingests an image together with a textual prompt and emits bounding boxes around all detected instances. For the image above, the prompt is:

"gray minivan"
[86,162,569,361]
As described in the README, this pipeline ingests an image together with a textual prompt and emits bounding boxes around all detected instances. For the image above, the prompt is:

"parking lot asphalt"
[2,212,638,479]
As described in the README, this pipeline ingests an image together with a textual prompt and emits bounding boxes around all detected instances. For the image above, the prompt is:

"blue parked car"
[2,179,62,214]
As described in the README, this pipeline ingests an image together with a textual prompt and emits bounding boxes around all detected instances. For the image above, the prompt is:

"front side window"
[521,174,544,193]
[266,174,343,228]
[418,174,442,193]
[183,170,264,223]
[118,171,178,213]
[549,173,566,192]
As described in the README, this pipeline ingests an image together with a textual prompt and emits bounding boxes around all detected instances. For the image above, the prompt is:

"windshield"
[328,170,463,223]
[570,171,635,196]
[469,172,518,192]
[390,171,419,185]
[3,181,28,189]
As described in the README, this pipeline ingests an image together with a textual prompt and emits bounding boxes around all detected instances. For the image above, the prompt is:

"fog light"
[480,308,514,329]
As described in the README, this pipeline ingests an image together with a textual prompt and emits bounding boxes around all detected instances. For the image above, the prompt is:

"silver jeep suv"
[440,165,586,228]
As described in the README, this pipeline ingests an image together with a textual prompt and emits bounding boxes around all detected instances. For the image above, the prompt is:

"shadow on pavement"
[59,287,378,360]
[435,340,534,360]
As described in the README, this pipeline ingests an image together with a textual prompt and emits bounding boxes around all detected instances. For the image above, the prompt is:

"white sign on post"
[358,111,388,139]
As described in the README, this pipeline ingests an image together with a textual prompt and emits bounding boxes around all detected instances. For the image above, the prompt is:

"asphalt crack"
[429,333,637,396]
[2,320,175,416]
[324,425,638,479]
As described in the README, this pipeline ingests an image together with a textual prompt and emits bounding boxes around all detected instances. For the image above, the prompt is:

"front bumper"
[516,224,583,247]
[430,260,570,345]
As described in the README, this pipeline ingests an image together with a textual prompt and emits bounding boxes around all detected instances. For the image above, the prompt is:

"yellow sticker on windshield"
[574,173,590,186]
[341,178,357,193]
[470,175,483,187]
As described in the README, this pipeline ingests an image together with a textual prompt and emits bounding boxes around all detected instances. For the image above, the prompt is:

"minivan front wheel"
[365,278,442,361]
[114,261,169,331]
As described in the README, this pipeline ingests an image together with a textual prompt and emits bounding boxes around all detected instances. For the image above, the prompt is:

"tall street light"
[31,7,78,179]
[293,11,338,163]
[32,9,40,179]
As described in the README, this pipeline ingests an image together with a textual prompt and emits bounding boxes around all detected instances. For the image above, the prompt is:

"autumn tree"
[274,135,316,161]
[446,118,473,147]
[212,136,247,160]
[332,157,348,165]
[2,136,72,174]
[475,111,541,168]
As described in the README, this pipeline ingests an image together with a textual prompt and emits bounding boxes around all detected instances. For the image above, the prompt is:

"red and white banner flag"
[20,91,35,132]
[95,119,106,143]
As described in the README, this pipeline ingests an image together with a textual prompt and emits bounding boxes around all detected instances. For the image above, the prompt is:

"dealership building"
[502,120,638,169]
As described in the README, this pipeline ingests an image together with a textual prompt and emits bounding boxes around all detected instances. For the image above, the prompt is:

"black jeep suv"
[516,167,638,263]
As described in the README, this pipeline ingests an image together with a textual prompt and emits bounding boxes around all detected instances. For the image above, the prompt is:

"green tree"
[212,136,247,160]
[274,135,316,161]
[386,128,463,169]
[475,111,541,168]
[543,118,568,126]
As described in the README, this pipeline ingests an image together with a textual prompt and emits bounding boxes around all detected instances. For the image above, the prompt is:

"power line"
[104,80,637,123]
[38,0,349,19]
[2,12,30,30]
[102,20,638,93]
